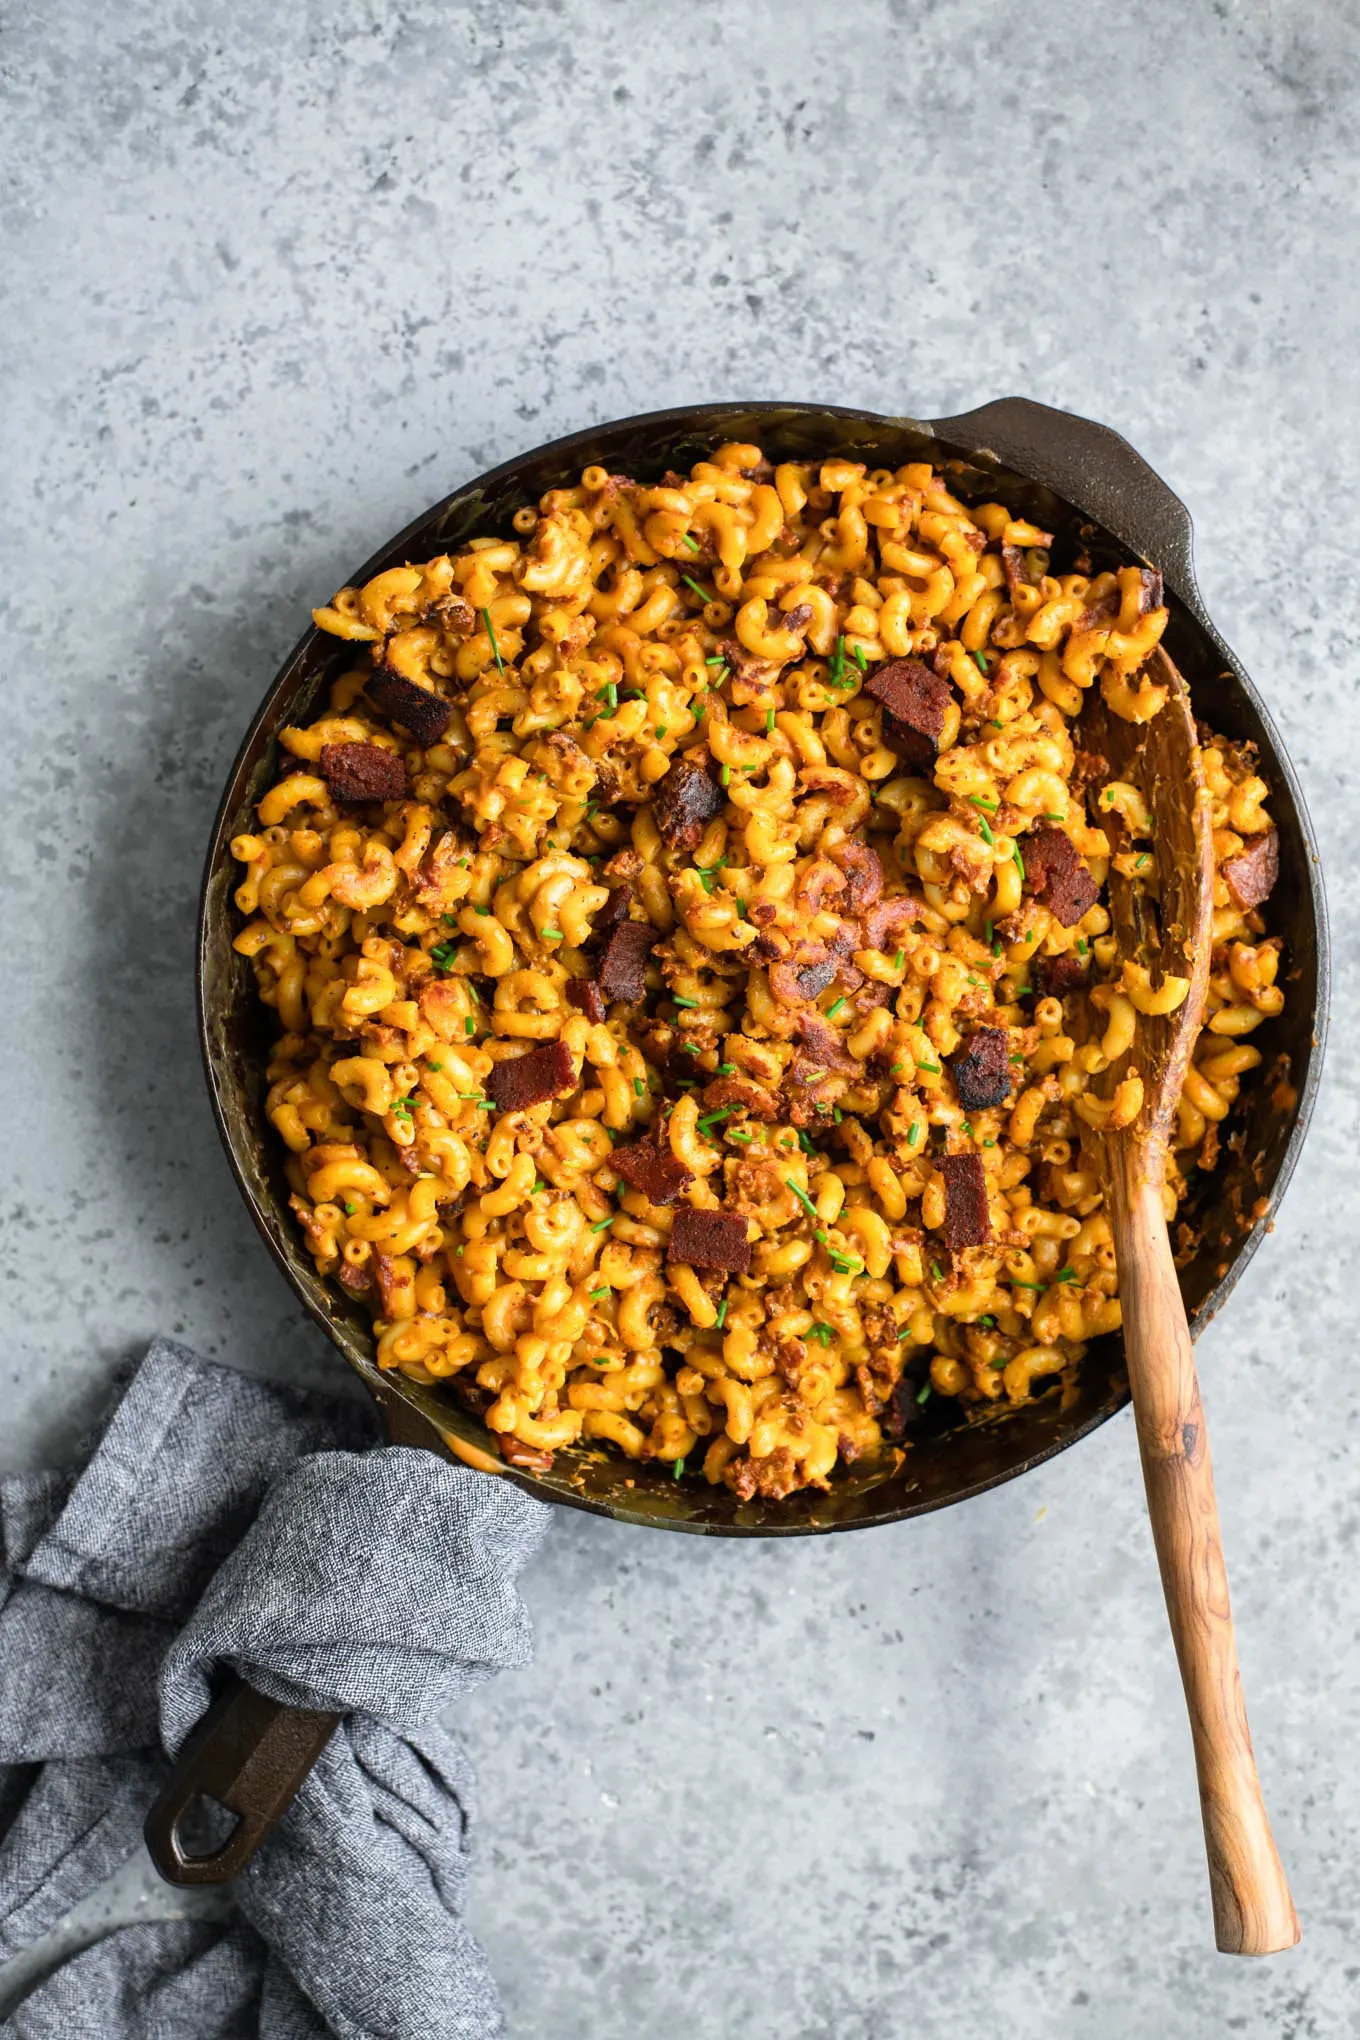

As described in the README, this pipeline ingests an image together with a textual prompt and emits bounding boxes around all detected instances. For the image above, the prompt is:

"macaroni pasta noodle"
[233,446,1285,1502]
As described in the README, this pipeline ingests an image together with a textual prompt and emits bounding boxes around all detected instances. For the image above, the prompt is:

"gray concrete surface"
[2,1,1357,2032]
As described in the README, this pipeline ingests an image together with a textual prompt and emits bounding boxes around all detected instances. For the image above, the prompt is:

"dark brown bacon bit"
[613,1133,694,1206]
[485,1038,576,1113]
[499,1436,555,1472]
[795,1010,862,1074]
[1136,567,1164,615]
[1001,545,1040,599]
[652,754,725,850]
[567,977,607,1024]
[829,839,884,911]
[863,894,926,951]
[1071,749,1109,794]
[1074,587,1120,634]
[320,741,407,805]
[793,956,840,1001]
[1023,827,1100,928]
[742,458,776,484]
[938,1152,991,1250]
[947,1028,1013,1110]
[881,1364,931,1437]
[863,658,953,769]
[668,1206,753,1274]
[599,920,653,1004]
[1222,828,1279,911]
[779,602,815,635]
[365,671,453,746]
[700,1074,780,1120]
[1032,951,1090,1001]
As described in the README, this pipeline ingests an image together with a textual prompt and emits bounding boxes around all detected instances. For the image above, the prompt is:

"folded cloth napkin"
[0,1337,551,2038]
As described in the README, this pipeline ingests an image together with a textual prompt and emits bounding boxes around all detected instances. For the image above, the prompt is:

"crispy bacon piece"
[485,1038,576,1113]
[1135,567,1164,614]
[365,671,452,746]
[1022,827,1100,928]
[499,1437,555,1472]
[613,1134,694,1206]
[1032,951,1090,1001]
[880,1365,931,1437]
[1222,828,1279,911]
[652,755,725,850]
[701,1073,780,1120]
[599,921,653,1004]
[947,1028,1013,1110]
[792,956,840,1000]
[1001,544,1040,599]
[864,658,952,769]
[567,977,607,1023]
[668,1207,753,1274]
[320,741,407,804]
[795,1010,862,1074]
[862,894,926,951]
[779,602,815,635]
[829,839,884,912]
[938,1152,991,1250]
[592,885,633,942]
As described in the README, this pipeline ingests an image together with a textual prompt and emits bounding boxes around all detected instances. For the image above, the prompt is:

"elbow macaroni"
[235,445,1286,1503]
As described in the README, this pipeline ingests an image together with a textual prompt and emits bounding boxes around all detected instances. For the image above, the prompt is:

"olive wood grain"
[1080,647,1298,1956]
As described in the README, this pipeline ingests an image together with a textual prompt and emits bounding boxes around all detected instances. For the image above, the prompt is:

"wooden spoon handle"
[1107,1143,1298,1953]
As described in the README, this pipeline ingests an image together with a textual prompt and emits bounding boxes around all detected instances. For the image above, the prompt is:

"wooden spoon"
[1077,645,1299,1955]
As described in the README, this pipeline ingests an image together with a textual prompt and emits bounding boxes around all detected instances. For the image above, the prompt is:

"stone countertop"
[2,3,1356,2033]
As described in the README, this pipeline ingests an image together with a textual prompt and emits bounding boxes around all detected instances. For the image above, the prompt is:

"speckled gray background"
[2,1,1357,2033]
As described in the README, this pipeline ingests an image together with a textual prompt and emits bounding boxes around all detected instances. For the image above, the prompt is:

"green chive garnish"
[673,995,700,1008]
[681,575,713,603]
[786,1178,817,1217]
[826,997,846,1018]
[483,608,505,677]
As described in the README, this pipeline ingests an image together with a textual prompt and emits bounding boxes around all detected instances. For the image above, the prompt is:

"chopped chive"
[633,1077,645,1097]
[897,1324,913,1341]
[893,948,905,971]
[829,1252,861,1274]
[590,1217,613,1232]
[532,1178,546,1194]
[961,1121,972,1135]
[654,725,667,739]
[826,997,847,1019]
[589,1286,610,1301]
[907,1124,921,1147]
[1136,852,1150,869]
[680,1042,701,1056]
[343,1200,356,1214]
[853,644,867,671]
[427,1059,443,1071]
[718,1061,736,1075]
[483,608,505,677]
[727,1127,753,1142]
[983,1137,996,1147]
[673,995,700,1008]
[786,1178,818,1217]
[704,654,727,667]
[541,928,563,941]
[1055,1267,1078,1284]
[1012,1279,1043,1291]
[1041,811,1065,822]
[720,763,731,786]
[1013,845,1026,882]
[682,533,700,553]
[681,574,714,603]
[815,1228,829,1243]
[431,942,458,971]
[809,1322,834,1347]
[698,1107,737,1130]
[916,1059,941,1075]
[1076,937,1089,956]
[1009,1053,1025,1066]
[714,1299,728,1330]
[765,708,775,734]
[931,1261,944,1280]
[475,904,491,916]
[916,1382,932,1404]
[673,1456,686,1478]
[977,1315,996,1327]
[464,1017,475,1037]
[967,794,998,812]
[973,650,988,674]
[600,680,618,711]
[978,817,995,847]
[832,1106,842,1124]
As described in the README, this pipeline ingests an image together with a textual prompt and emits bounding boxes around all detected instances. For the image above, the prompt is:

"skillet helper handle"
[1107,1144,1299,1955]
[145,1679,341,1885]
[927,395,1203,613]
[146,1383,454,1887]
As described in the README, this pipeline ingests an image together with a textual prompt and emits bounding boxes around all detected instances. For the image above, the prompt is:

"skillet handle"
[144,1679,341,1885]
[145,1382,453,1886]
[927,396,1206,616]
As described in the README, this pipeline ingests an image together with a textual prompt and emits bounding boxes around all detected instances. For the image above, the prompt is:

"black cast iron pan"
[146,397,1328,1883]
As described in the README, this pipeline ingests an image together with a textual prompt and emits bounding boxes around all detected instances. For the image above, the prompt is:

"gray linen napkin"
[0,1337,551,2038]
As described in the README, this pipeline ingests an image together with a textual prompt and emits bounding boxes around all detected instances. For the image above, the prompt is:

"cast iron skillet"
[148,398,1327,1883]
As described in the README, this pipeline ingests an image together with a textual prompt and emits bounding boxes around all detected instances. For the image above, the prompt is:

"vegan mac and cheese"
[232,446,1284,1500]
